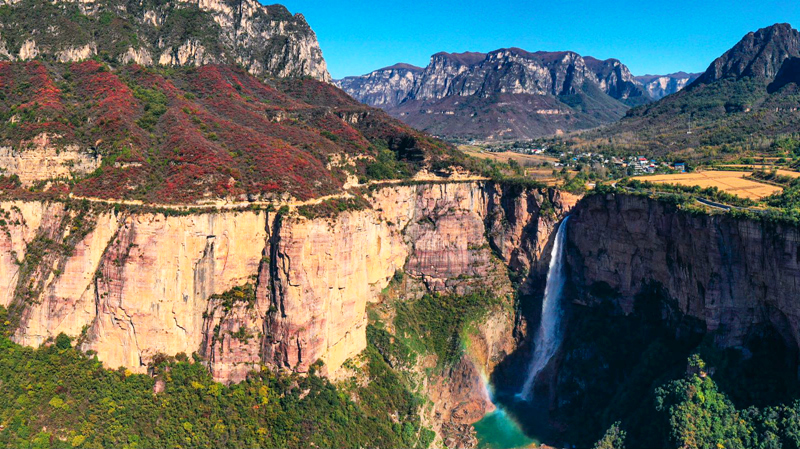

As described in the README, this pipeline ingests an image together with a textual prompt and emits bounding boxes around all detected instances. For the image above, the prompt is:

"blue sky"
[277,0,800,80]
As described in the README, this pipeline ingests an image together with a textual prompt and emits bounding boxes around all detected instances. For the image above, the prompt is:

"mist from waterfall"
[518,216,569,401]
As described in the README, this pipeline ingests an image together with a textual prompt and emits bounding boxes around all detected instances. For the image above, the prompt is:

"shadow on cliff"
[485,216,567,445]
[490,277,800,448]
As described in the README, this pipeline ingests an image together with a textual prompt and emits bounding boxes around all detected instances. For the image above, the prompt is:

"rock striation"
[5,181,572,385]
[567,193,800,350]
[0,0,330,81]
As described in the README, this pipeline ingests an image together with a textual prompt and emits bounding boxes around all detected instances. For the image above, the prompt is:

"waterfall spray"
[518,216,570,401]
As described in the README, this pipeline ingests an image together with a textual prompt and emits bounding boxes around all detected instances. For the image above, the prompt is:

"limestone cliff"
[0,0,330,81]
[567,193,800,351]
[634,72,700,99]
[5,182,572,385]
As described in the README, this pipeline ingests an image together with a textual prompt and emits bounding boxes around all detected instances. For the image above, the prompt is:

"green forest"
[0,307,431,449]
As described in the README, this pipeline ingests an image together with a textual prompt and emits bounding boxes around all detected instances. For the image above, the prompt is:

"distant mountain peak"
[694,22,800,84]
[336,46,650,140]
[378,63,424,72]
[634,72,701,99]
[432,51,487,66]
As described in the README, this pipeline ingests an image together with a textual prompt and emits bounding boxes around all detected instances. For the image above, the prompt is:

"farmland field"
[459,145,562,184]
[718,165,800,179]
[632,171,783,200]
[458,146,559,166]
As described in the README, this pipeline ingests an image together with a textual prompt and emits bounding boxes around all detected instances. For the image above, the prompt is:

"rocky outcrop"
[694,23,800,84]
[567,193,800,350]
[56,43,97,63]
[336,48,649,139]
[0,0,330,81]
[0,134,101,185]
[634,72,700,99]
[5,182,571,384]
[335,64,422,107]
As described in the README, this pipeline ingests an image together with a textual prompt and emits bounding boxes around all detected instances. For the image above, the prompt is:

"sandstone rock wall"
[5,182,570,384]
[567,193,800,350]
[0,135,101,185]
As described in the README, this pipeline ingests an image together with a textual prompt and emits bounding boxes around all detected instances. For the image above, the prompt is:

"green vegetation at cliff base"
[0,306,431,449]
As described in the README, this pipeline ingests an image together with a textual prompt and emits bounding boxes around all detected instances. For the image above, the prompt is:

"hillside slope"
[0,61,456,203]
[593,23,800,159]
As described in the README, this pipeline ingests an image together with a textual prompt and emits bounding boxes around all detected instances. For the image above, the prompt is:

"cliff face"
[335,64,422,108]
[634,72,700,99]
[567,194,800,350]
[0,0,330,81]
[6,182,572,385]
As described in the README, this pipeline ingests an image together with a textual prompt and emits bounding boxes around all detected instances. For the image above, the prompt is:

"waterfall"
[518,216,569,401]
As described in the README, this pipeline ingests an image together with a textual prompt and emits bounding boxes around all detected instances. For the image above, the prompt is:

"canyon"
[4,178,800,446]
[1,181,575,436]
[9,171,800,444]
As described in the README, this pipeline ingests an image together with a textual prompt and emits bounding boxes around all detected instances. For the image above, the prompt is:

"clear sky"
[276,0,800,80]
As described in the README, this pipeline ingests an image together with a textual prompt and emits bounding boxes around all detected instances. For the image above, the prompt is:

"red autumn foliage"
[19,62,63,112]
[0,62,459,203]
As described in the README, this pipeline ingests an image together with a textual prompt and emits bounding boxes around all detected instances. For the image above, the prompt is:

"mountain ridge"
[0,0,331,81]
[588,22,800,158]
[336,48,651,140]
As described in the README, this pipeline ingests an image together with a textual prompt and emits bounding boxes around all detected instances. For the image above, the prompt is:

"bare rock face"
[265,207,407,375]
[568,194,800,350]
[12,209,267,373]
[634,72,700,100]
[4,182,568,385]
[0,134,101,185]
[0,0,330,81]
[336,49,648,140]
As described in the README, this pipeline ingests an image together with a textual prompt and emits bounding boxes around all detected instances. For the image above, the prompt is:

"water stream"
[473,217,571,448]
[518,216,569,400]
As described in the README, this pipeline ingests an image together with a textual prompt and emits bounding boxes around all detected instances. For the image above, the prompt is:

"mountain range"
[336,49,655,140]
[336,51,702,141]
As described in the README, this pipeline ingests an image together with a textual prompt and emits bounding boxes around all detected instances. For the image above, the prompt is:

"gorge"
[4,177,800,447]
[2,1,800,446]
